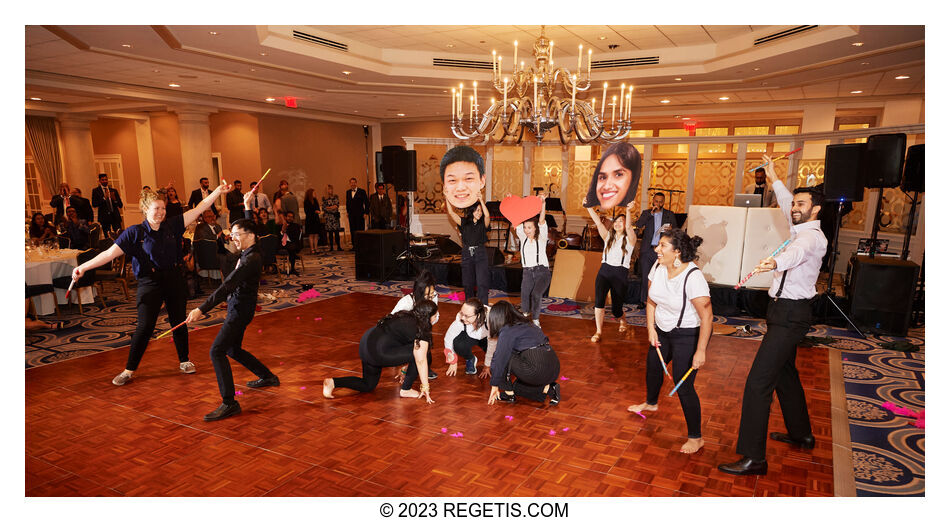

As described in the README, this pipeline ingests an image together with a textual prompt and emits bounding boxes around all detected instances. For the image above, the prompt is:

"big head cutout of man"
[583,141,642,210]
[440,145,486,209]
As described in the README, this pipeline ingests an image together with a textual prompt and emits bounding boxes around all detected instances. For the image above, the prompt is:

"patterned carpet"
[25,249,925,496]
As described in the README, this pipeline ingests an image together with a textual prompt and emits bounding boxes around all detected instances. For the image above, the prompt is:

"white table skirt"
[25,250,98,316]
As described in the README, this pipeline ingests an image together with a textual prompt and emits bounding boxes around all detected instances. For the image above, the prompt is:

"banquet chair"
[193,239,224,285]
[51,248,103,315]
[26,284,60,318]
[257,234,282,283]
[276,228,306,273]
[93,254,130,301]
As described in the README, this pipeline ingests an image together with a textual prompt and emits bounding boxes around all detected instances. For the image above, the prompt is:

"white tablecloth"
[25,249,98,316]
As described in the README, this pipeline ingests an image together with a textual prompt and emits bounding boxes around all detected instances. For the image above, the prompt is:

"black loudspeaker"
[375,151,385,184]
[380,145,404,186]
[354,230,407,281]
[901,144,924,192]
[393,150,417,192]
[848,255,920,336]
[863,133,907,188]
[824,143,866,201]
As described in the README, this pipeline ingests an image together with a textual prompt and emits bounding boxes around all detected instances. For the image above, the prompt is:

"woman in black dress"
[303,188,324,254]
[323,299,438,403]
[164,186,184,219]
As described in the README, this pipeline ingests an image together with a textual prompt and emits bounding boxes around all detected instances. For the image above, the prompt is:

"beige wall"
[149,112,185,191]
[210,111,262,186]
[90,118,142,202]
[380,120,453,148]
[257,114,370,198]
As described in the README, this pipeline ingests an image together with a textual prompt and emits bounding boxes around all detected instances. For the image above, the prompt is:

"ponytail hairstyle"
[462,297,487,330]
[377,299,438,343]
[487,300,530,338]
[411,269,437,305]
[659,228,704,263]
[138,187,166,214]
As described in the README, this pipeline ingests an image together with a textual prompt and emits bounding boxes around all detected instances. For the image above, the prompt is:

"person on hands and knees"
[486,301,561,406]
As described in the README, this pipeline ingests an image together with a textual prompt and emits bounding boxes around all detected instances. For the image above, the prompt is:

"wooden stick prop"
[65,280,76,301]
[655,346,673,381]
[734,238,792,289]
[668,367,696,397]
[747,147,802,172]
[155,320,188,339]
[254,168,272,189]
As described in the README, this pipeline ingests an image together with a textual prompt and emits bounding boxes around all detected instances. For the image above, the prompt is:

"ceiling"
[25,25,924,123]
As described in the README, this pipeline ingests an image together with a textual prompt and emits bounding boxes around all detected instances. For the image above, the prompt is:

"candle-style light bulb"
[587,48,592,78]
[514,40,518,74]
[503,77,508,118]
[577,44,582,76]
[601,82,608,119]
[451,87,456,120]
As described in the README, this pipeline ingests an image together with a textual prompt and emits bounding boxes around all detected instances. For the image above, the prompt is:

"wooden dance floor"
[26,293,835,496]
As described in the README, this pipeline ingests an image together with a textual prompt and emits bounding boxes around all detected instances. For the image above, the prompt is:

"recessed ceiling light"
[265,97,276,102]
[598,36,607,40]
[209,31,218,36]
[719,96,730,101]
[342,71,351,75]
[121,44,132,48]
[29,97,41,101]
[850,90,863,94]
[152,69,160,73]
[852,42,863,47]
[660,99,671,104]
[168,83,181,88]
[397,113,406,117]
[895,75,910,80]
[674,77,682,81]
[259,52,267,56]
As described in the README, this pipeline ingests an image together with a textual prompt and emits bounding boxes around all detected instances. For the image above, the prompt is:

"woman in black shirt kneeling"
[487,301,561,406]
[323,300,438,404]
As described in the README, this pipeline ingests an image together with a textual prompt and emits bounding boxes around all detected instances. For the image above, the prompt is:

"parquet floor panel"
[26,292,838,497]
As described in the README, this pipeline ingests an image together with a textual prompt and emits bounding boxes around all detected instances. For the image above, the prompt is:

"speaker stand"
[900,189,920,261]
[386,190,419,282]
[823,200,867,339]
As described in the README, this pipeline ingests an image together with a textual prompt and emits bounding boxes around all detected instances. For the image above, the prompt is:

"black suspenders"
[522,237,539,266]
[675,267,701,328]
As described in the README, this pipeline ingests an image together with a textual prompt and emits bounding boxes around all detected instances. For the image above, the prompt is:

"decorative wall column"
[134,118,157,189]
[173,107,216,192]
[57,115,98,191]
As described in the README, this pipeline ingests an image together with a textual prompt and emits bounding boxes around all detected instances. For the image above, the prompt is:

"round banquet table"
[25,248,98,316]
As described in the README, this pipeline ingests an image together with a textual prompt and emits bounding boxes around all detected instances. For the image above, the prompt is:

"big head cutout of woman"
[583,142,642,210]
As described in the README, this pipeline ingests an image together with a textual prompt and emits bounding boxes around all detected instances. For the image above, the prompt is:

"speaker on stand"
[820,143,868,337]
[863,133,907,258]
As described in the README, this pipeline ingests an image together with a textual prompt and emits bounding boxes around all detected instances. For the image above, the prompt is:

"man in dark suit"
[188,177,219,217]
[91,173,123,236]
[345,177,369,249]
[226,180,245,224]
[50,182,77,224]
[70,188,95,223]
[368,182,393,229]
[279,210,304,275]
[634,192,677,306]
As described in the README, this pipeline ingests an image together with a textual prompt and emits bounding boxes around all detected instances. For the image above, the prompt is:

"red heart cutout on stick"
[499,195,542,226]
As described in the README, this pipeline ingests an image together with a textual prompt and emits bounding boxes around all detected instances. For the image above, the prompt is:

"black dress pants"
[209,306,274,404]
[594,264,628,318]
[126,269,189,371]
[461,245,491,304]
[646,326,702,438]
[502,346,560,402]
[333,327,430,393]
[736,298,814,460]
[452,330,487,361]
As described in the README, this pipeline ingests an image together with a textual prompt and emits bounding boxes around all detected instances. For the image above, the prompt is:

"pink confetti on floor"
[548,429,556,436]
[562,427,570,431]
[257,329,262,333]
[296,317,300,320]
[634,410,646,419]
[279,362,284,365]
[441,428,448,433]
[559,376,569,381]
[504,415,514,421]
[295,289,322,303]
[314,317,322,321]
[450,432,464,438]
[235,390,243,396]
[299,386,306,390]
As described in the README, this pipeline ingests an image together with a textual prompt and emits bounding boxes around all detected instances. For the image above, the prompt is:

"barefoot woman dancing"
[628,228,712,454]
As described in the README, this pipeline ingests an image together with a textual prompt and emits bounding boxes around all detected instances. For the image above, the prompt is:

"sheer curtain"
[25,116,63,196]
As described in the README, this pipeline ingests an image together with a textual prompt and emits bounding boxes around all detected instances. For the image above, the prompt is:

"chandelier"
[449,26,634,145]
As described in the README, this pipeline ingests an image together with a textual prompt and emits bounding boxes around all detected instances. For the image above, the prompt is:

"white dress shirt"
[391,294,439,324]
[768,180,828,299]
[443,306,497,365]
[515,223,549,268]
[602,234,635,268]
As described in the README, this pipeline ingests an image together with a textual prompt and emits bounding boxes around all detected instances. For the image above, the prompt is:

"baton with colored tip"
[747,147,802,173]
[155,320,188,339]
[734,238,792,289]
[668,367,696,397]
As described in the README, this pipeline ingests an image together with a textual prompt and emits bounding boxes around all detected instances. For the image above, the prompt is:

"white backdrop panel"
[741,208,791,289]
[686,205,748,286]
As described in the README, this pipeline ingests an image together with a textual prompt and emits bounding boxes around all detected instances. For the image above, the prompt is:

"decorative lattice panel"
[796,160,825,188]
[531,162,562,198]
[649,160,688,212]
[693,161,737,206]
[413,144,447,214]
[565,160,596,215]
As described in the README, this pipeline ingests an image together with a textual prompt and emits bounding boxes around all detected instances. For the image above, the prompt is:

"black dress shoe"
[547,382,561,405]
[769,432,816,449]
[247,375,280,388]
[428,370,438,380]
[496,392,516,403]
[717,457,767,476]
[204,402,242,422]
